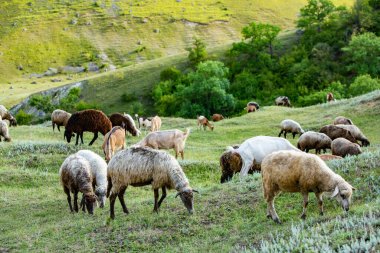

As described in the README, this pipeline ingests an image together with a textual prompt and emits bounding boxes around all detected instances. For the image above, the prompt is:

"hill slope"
[0,90,379,252]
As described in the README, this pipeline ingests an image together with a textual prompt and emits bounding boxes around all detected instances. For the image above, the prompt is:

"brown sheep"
[319,125,357,143]
[333,116,353,125]
[0,105,17,126]
[109,113,140,136]
[331,138,362,157]
[297,131,332,154]
[64,109,112,146]
[326,92,335,102]
[212,114,224,122]
[246,102,259,113]
[197,116,214,131]
[335,124,370,147]
[102,126,126,163]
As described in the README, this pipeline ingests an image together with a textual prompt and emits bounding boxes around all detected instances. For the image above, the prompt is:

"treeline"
[152,0,380,118]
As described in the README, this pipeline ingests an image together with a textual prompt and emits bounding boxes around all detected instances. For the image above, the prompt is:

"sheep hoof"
[300,214,306,220]
[266,214,271,219]
[273,218,282,224]
[320,212,324,216]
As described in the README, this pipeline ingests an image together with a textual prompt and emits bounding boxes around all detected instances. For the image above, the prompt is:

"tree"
[297,0,335,33]
[187,38,208,67]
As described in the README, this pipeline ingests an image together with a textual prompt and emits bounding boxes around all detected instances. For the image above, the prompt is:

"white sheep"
[0,121,11,142]
[107,147,198,219]
[262,150,355,224]
[335,124,370,147]
[59,154,97,214]
[297,131,332,154]
[220,136,300,182]
[76,150,108,208]
[135,129,190,159]
[278,119,305,139]
[51,109,71,132]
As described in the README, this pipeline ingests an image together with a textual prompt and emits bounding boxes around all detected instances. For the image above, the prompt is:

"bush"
[349,75,380,97]
[75,100,100,111]
[121,93,137,103]
[29,95,53,113]
[160,67,181,81]
[15,110,33,125]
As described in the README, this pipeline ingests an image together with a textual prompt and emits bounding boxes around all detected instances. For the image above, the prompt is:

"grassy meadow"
[0,91,379,252]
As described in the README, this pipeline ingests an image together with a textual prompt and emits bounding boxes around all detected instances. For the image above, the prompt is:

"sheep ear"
[331,186,339,198]
[192,189,199,193]
[351,186,356,191]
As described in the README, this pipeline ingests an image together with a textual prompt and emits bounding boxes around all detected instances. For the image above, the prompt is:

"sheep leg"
[153,189,160,213]
[157,187,167,208]
[292,132,296,139]
[180,151,184,160]
[118,186,129,214]
[80,133,84,144]
[80,194,86,212]
[300,192,309,219]
[89,132,98,146]
[57,125,61,132]
[267,197,281,224]
[278,130,283,137]
[52,123,55,132]
[75,133,80,145]
[64,186,73,213]
[315,192,324,216]
[284,131,287,139]
[73,191,79,213]
[109,193,117,220]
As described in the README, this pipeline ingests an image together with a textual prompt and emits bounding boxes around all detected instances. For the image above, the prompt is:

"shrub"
[121,93,137,103]
[29,95,53,113]
[160,67,181,81]
[15,110,33,125]
[74,100,100,111]
[349,75,380,97]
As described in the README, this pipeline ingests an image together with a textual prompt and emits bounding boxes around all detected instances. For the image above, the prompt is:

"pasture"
[0,91,379,252]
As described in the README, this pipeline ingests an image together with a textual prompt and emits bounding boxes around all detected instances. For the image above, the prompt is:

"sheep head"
[175,187,197,214]
[220,150,242,183]
[84,193,97,215]
[331,182,355,212]
[64,130,75,143]
[95,187,107,208]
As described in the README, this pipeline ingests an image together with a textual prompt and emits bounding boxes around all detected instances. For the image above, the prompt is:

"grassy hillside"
[0,91,379,252]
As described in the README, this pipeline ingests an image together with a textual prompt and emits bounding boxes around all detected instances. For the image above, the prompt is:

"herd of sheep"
[0,102,370,223]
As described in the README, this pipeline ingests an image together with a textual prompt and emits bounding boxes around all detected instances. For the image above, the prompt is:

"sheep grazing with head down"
[319,125,357,143]
[59,154,97,214]
[51,109,71,132]
[331,138,362,157]
[107,147,198,219]
[220,136,300,183]
[278,119,304,139]
[64,109,112,146]
[0,121,11,142]
[326,92,335,102]
[212,114,224,122]
[262,150,355,224]
[197,116,214,131]
[297,131,332,154]
[333,116,353,125]
[335,124,370,147]
[109,113,140,136]
[275,96,291,107]
[134,114,152,131]
[0,105,17,126]
[102,126,126,163]
[246,102,259,113]
[76,150,108,208]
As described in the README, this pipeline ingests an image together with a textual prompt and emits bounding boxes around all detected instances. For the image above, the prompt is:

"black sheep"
[109,113,140,136]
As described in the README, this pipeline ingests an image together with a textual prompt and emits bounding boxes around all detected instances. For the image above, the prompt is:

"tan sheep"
[333,116,353,125]
[319,125,357,143]
[278,119,304,139]
[262,150,355,224]
[150,115,162,132]
[102,126,126,163]
[51,109,71,132]
[197,116,214,131]
[0,121,11,142]
[331,138,362,157]
[297,131,332,154]
[335,124,370,147]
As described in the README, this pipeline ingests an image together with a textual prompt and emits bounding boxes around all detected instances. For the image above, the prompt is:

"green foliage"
[15,110,32,125]
[298,0,336,30]
[121,93,137,103]
[59,87,81,112]
[29,95,54,113]
[74,100,100,111]
[160,67,181,81]
[349,74,380,96]
[187,38,208,67]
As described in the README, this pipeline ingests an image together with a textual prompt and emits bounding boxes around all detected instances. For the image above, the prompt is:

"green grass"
[0,90,379,252]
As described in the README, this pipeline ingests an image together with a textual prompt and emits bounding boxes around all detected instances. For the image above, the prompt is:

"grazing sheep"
[326,92,335,102]
[318,154,343,161]
[51,109,71,132]
[109,113,140,136]
[246,102,260,113]
[59,154,97,214]
[106,147,198,219]
[76,150,108,208]
[150,116,162,132]
[212,114,224,122]
[0,121,11,142]
[0,105,17,126]
[134,114,152,130]
[319,125,357,143]
[333,116,353,125]
[64,109,112,146]
[197,116,214,131]
[297,131,332,154]
[331,138,362,157]
[220,136,300,183]
[102,126,126,163]
[135,129,190,159]
[262,150,355,224]
[335,124,370,147]
[278,119,304,139]
[275,96,291,107]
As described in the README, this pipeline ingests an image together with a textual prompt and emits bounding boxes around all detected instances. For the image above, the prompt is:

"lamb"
[0,121,11,142]
[150,115,162,132]
[335,124,370,147]
[197,116,214,131]
[64,109,112,146]
[275,96,291,107]
[331,138,362,157]
[59,154,97,214]
[106,147,198,219]
[333,116,353,125]
[278,119,304,139]
[319,125,357,143]
[220,136,300,183]
[0,105,17,126]
[212,114,224,122]
[76,150,108,208]
[102,126,126,163]
[135,129,190,159]
[51,109,71,132]
[326,92,335,102]
[135,114,152,130]
[297,131,332,154]
[246,102,259,113]
[262,150,355,224]
[109,113,140,136]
